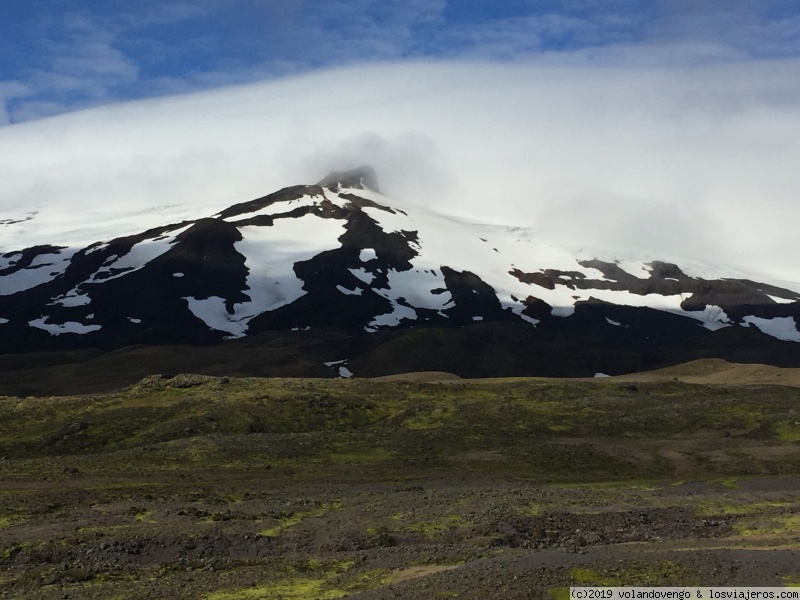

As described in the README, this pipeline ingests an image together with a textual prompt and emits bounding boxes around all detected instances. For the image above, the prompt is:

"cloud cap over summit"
[1,61,800,288]
[318,166,379,192]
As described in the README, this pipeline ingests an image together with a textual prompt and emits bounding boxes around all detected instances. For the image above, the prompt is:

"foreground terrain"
[2,359,800,598]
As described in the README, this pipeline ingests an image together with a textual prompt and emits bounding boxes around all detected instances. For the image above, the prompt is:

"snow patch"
[594,372,611,378]
[28,317,102,336]
[380,268,452,311]
[741,316,800,342]
[472,316,483,321]
[0,252,21,271]
[91,224,192,283]
[128,317,142,324]
[184,296,245,338]
[767,294,796,305]
[0,248,76,296]
[359,248,377,262]
[173,272,184,278]
[50,289,91,307]
[323,359,354,379]
[368,301,417,329]
[184,214,346,337]
[615,261,652,280]
[605,318,622,327]
[221,191,324,222]
[681,305,732,331]
[349,268,375,285]
[336,285,362,296]
[84,244,108,255]
[0,318,8,324]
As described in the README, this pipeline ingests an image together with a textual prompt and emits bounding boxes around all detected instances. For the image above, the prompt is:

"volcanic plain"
[2,359,800,598]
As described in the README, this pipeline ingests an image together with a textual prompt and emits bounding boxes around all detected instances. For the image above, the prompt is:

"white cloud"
[2,13,142,122]
[649,0,800,59]
[6,3,800,125]
[0,82,31,125]
[1,60,800,289]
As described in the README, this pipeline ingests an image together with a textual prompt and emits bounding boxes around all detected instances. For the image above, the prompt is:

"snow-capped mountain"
[1,166,799,376]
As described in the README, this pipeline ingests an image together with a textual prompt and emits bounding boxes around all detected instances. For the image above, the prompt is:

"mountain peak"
[317,166,379,192]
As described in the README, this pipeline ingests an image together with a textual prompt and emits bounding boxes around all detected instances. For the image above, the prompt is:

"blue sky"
[3,1,800,124]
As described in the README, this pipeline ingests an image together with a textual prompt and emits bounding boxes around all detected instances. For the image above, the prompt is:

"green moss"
[776,422,800,443]
[707,404,765,433]
[404,399,457,430]
[556,480,660,492]
[693,499,795,517]
[0,515,24,529]
[548,587,570,600]
[324,447,393,464]
[206,578,347,600]
[4,375,800,485]
[714,477,739,489]
[341,568,389,592]
[734,514,800,536]
[259,501,342,537]
[548,424,572,432]
[134,510,156,523]
[570,567,617,586]
[570,561,700,586]
[0,542,32,561]
[408,515,469,538]
[206,559,367,600]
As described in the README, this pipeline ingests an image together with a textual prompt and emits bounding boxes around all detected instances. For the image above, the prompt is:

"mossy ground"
[2,375,800,598]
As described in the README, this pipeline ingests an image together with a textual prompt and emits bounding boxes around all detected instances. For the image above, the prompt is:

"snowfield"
[1,178,798,345]
[184,212,346,338]
[344,185,745,334]
[741,316,800,342]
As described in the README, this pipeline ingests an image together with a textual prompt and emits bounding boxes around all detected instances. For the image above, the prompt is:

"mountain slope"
[1,167,798,379]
